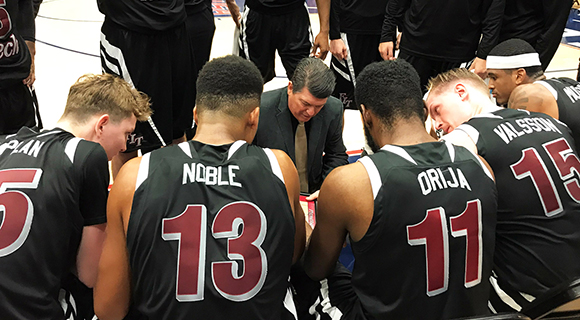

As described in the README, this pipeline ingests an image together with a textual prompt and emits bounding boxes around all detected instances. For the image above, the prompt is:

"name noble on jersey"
[182,163,242,187]
[0,139,45,158]
[418,167,472,196]
[494,117,562,145]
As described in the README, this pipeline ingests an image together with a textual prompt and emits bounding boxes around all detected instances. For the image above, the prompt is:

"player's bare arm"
[76,223,106,288]
[313,0,330,59]
[272,149,306,264]
[441,129,479,155]
[304,162,373,280]
[94,157,141,320]
[508,84,559,119]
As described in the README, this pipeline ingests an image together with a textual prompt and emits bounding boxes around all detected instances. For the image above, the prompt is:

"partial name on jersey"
[182,163,242,187]
[0,34,20,60]
[0,139,45,158]
[563,83,580,104]
[418,167,471,196]
[493,117,561,145]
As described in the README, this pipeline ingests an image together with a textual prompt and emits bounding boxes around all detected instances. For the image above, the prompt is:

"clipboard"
[299,193,317,229]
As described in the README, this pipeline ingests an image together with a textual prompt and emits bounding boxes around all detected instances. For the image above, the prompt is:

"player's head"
[426,68,491,134]
[288,57,336,123]
[195,55,264,142]
[60,73,151,160]
[355,59,424,152]
[487,39,544,105]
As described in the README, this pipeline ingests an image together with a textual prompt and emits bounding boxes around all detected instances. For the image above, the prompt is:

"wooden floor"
[34,0,580,153]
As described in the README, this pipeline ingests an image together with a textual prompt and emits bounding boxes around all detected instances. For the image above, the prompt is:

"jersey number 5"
[0,169,42,257]
[162,201,267,302]
[407,199,482,297]
[511,137,580,216]
[0,0,12,40]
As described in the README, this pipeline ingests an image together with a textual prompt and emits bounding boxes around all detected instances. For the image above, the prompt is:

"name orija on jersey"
[182,163,242,187]
[494,117,562,144]
[418,167,472,196]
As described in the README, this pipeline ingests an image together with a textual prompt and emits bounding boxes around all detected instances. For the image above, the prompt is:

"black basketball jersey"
[454,108,580,296]
[535,78,580,153]
[245,0,305,15]
[352,142,497,319]
[0,0,33,85]
[127,140,295,320]
[97,0,186,33]
[0,127,109,319]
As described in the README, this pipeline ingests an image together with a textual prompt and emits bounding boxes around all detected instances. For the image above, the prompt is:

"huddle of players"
[2,39,580,320]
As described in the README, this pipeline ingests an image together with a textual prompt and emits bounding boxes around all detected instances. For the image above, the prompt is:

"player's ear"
[454,83,468,101]
[95,114,110,137]
[193,106,199,125]
[360,104,372,128]
[515,68,526,85]
[248,106,260,129]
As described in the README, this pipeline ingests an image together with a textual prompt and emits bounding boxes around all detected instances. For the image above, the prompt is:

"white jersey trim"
[341,32,357,87]
[490,276,522,311]
[535,80,558,101]
[445,141,456,162]
[100,32,134,87]
[455,124,480,145]
[264,148,285,184]
[64,138,83,164]
[135,153,151,190]
[283,286,298,320]
[178,141,192,158]
[381,145,417,165]
[318,279,344,319]
[228,140,246,160]
[358,156,382,200]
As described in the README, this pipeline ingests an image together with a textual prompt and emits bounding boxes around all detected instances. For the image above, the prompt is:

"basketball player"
[94,55,306,320]
[0,74,151,320]
[236,0,331,83]
[426,68,580,312]
[303,59,498,319]
[98,0,196,177]
[328,0,389,110]
[0,0,40,135]
[486,38,580,153]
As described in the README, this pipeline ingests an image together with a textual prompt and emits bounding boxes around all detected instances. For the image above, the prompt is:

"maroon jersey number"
[511,138,580,217]
[162,201,267,302]
[0,168,42,257]
[407,199,482,297]
[0,0,12,40]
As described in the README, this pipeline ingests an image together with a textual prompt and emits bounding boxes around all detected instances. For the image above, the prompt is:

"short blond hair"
[427,68,489,96]
[62,74,152,124]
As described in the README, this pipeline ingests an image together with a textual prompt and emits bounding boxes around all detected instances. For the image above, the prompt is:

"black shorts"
[100,19,195,153]
[238,5,312,83]
[186,5,215,76]
[398,51,472,93]
[0,82,38,134]
[330,33,382,110]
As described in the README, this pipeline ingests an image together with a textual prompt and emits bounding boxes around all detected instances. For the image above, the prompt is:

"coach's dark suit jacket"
[253,87,349,192]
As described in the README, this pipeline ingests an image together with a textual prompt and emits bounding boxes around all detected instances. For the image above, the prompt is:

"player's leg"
[277,5,312,81]
[0,82,37,135]
[397,52,434,94]
[237,6,277,82]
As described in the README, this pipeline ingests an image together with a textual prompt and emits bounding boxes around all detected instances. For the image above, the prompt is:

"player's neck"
[193,122,248,146]
[55,119,94,140]
[378,118,436,147]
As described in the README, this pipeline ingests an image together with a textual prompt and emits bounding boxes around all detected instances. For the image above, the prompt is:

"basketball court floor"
[33,0,580,154]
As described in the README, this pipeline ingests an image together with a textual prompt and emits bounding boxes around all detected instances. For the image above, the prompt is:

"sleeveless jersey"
[455,108,580,296]
[0,0,32,85]
[127,140,295,320]
[0,127,109,319]
[352,141,497,319]
[535,77,580,153]
[97,0,186,33]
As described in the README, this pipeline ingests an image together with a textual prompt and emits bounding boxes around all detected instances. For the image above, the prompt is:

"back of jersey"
[127,140,295,320]
[0,128,109,319]
[536,78,580,153]
[457,108,580,296]
[352,142,497,319]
